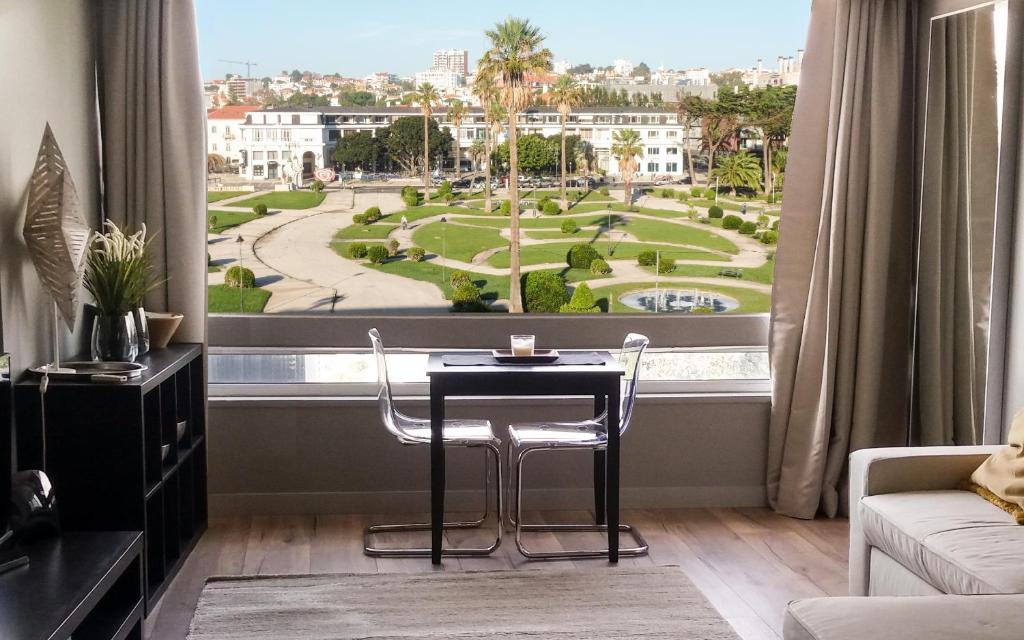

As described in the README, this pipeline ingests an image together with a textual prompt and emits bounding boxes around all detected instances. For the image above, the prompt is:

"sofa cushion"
[784,595,1024,640]
[859,490,1024,594]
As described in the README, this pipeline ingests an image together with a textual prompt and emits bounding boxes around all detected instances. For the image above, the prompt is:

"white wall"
[0,1,99,368]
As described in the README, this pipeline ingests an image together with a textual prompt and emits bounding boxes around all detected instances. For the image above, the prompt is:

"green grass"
[591,281,772,314]
[641,259,776,285]
[232,191,326,210]
[335,223,399,241]
[208,285,272,313]
[207,191,250,203]
[487,241,727,269]
[457,189,614,203]
[412,222,507,263]
[207,210,260,233]
[207,265,222,273]
[526,230,584,240]
[451,214,626,230]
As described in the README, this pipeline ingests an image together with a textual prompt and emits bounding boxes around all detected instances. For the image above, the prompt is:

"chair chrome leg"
[513,445,648,560]
[365,443,503,557]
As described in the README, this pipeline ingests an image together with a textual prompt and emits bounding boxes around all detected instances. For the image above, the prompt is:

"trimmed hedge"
[310,179,325,193]
[599,186,610,196]
[499,200,511,216]
[387,239,400,256]
[589,258,612,275]
[637,250,658,266]
[560,219,578,234]
[348,242,368,259]
[690,187,704,198]
[771,219,781,231]
[401,186,419,207]
[657,257,676,274]
[407,246,426,261]
[722,215,743,230]
[253,203,268,216]
[451,282,488,312]
[559,282,601,313]
[366,245,389,263]
[225,266,255,288]
[450,270,472,287]
[362,206,382,224]
[352,214,365,224]
[760,230,779,244]
[541,199,561,215]
[523,270,569,313]
[739,221,758,235]
[708,205,724,219]
[567,242,600,269]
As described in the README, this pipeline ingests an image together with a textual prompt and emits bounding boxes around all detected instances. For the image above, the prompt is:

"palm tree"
[675,93,699,186]
[611,128,643,207]
[485,101,506,210]
[446,100,468,179]
[710,152,762,194]
[468,138,486,173]
[549,74,582,210]
[478,17,552,313]
[407,83,440,201]
[473,74,499,212]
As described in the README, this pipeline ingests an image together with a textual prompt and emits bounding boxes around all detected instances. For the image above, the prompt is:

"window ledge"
[209,391,771,408]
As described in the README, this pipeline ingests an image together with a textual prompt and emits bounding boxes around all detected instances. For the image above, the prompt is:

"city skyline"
[195,0,811,79]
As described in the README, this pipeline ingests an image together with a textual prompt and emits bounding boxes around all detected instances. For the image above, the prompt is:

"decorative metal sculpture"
[23,123,90,370]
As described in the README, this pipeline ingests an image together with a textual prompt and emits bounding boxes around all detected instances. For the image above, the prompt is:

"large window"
[199,3,800,325]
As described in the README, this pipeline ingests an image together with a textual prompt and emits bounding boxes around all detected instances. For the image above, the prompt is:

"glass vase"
[132,307,150,356]
[91,312,139,362]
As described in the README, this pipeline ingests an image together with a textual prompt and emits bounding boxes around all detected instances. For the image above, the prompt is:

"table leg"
[430,382,445,565]
[606,383,620,563]
[593,395,607,526]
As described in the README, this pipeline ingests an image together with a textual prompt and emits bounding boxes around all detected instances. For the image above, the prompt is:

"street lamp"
[235,234,245,314]
[440,216,448,289]
[606,206,613,256]
[715,177,720,204]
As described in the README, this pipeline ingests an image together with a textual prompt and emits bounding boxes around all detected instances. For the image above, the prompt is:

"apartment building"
[206,105,249,167]
[237,106,701,180]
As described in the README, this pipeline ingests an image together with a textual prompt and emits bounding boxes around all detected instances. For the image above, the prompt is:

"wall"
[0,1,99,368]
[208,395,769,515]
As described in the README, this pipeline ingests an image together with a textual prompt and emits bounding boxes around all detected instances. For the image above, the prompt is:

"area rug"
[187,568,739,639]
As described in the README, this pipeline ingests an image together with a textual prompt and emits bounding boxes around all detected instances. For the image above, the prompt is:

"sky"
[196,0,812,80]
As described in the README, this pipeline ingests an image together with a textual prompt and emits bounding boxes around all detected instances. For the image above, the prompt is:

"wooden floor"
[145,509,849,640]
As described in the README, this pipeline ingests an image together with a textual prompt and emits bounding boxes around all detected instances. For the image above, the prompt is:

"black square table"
[426,351,624,564]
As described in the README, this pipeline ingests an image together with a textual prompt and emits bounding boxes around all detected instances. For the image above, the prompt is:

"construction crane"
[220,59,258,78]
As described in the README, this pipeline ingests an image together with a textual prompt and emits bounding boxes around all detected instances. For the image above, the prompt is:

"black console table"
[16,344,207,615]
[0,531,143,640]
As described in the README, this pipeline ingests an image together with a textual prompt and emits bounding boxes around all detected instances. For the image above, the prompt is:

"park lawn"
[643,258,776,285]
[591,281,772,314]
[330,240,386,258]
[208,285,271,313]
[207,191,250,203]
[412,221,507,263]
[459,189,614,203]
[450,214,627,230]
[487,241,727,269]
[335,223,399,241]
[208,209,260,233]
[526,229,586,240]
[232,190,326,210]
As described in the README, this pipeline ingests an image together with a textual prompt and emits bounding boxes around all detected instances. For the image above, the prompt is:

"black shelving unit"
[16,344,207,615]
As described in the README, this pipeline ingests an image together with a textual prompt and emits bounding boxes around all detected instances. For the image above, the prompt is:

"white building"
[553,60,573,75]
[613,59,634,76]
[237,106,701,180]
[414,69,464,90]
[432,48,469,75]
[206,105,249,167]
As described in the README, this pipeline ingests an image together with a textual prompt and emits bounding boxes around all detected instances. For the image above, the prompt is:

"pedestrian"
[401,215,408,230]
[741,202,748,215]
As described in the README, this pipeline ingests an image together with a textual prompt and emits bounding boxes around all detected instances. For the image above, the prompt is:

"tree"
[742,85,795,195]
[550,74,583,209]
[611,129,643,206]
[468,138,486,172]
[338,90,377,107]
[634,62,651,82]
[683,93,741,186]
[379,116,452,174]
[406,83,441,201]
[446,100,468,179]
[567,63,594,75]
[711,152,762,194]
[332,131,383,170]
[474,74,500,212]
[478,17,553,313]
[675,92,700,185]
[289,69,303,83]
[710,70,745,87]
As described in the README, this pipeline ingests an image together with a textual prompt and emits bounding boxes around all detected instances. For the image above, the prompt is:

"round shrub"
[541,199,561,215]
[757,214,770,227]
[560,219,578,234]
[677,192,690,203]
[772,219,781,232]
[589,258,611,275]
[451,282,488,312]
[209,215,219,231]
[599,186,610,196]
[559,283,601,314]
[253,203,268,217]
[739,221,758,235]
[366,245,389,263]
[352,214,365,224]
[401,186,419,207]
[722,215,743,230]
[760,230,779,245]
[708,205,724,219]
[407,247,426,262]
[659,188,675,198]
[450,270,472,288]
[690,187,704,198]
[523,270,569,313]
[348,242,368,259]
[567,243,600,269]
[225,266,255,288]
[310,179,325,193]
[499,200,511,216]
[657,257,676,274]
[363,206,382,224]
[387,239,400,257]
[637,250,658,267]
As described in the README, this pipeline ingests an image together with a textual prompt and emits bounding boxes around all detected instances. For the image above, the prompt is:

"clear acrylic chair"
[507,333,650,559]
[363,329,503,557]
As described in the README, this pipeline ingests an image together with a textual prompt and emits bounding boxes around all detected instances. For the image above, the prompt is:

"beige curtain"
[916,10,999,446]
[96,0,207,343]
[767,0,916,519]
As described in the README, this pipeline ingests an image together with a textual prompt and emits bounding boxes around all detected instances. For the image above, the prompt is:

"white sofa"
[783,445,1024,640]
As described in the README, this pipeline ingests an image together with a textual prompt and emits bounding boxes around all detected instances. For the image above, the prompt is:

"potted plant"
[83,221,158,361]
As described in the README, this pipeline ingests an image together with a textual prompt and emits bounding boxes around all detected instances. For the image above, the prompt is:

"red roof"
[207,105,252,120]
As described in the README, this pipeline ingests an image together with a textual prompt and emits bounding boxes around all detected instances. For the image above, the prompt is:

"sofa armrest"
[847,446,999,596]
